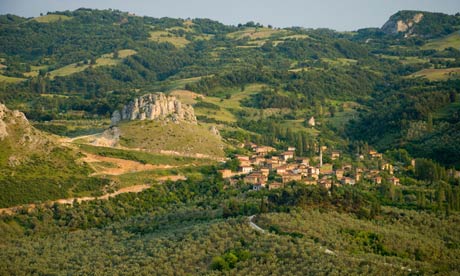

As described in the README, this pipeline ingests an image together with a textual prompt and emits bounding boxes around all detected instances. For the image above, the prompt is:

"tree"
[329,105,336,117]
[427,113,433,132]
[449,91,457,103]
[210,256,228,271]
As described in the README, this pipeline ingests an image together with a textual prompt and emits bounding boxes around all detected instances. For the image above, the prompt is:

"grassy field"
[192,83,265,123]
[33,119,111,137]
[118,120,225,158]
[422,31,460,51]
[378,54,429,65]
[149,31,190,48]
[163,75,212,91]
[0,74,26,83]
[227,27,288,40]
[78,144,215,167]
[433,101,460,120]
[321,58,358,67]
[408,67,460,81]
[48,49,136,79]
[32,14,72,23]
[23,65,49,77]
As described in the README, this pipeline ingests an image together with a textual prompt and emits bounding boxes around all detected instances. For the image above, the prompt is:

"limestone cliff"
[381,12,424,37]
[0,103,57,166]
[111,93,197,125]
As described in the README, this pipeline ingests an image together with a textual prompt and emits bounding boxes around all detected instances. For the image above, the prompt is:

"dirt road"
[0,184,151,216]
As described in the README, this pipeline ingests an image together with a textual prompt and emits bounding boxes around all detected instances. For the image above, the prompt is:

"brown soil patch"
[157,175,187,182]
[82,153,173,175]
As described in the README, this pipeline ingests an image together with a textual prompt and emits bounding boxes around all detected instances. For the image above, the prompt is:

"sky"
[0,0,459,31]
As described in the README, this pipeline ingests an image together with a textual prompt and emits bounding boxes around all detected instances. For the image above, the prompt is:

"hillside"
[0,104,106,207]
[381,10,460,38]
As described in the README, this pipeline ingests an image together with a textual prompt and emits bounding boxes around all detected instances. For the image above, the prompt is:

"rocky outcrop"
[209,125,220,137]
[381,12,424,37]
[0,103,31,141]
[0,103,56,166]
[0,104,8,140]
[111,93,197,125]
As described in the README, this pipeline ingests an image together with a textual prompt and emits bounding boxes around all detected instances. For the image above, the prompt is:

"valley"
[0,7,459,275]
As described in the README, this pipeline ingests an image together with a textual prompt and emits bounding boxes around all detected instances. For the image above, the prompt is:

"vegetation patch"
[409,67,460,81]
[32,14,72,23]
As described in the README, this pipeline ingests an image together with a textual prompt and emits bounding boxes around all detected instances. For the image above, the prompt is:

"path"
[0,184,151,216]
[248,215,265,233]
[82,153,175,176]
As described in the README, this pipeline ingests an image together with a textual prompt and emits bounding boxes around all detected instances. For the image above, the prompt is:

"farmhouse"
[331,151,340,160]
[240,166,253,174]
[281,151,295,161]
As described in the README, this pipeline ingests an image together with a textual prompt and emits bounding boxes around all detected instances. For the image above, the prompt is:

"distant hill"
[381,10,460,38]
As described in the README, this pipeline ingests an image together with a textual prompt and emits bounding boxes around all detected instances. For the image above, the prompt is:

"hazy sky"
[1,0,459,31]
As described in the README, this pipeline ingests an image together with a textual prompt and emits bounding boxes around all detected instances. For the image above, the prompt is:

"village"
[219,142,401,191]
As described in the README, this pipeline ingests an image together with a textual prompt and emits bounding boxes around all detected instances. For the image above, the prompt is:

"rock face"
[0,103,56,166]
[382,12,424,37]
[111,93,197,125]
[209,125,220,137]
[0,103,30,141]
[0,104,8,140]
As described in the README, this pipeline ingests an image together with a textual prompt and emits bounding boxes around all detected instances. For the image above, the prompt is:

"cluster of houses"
[219,143,400,191]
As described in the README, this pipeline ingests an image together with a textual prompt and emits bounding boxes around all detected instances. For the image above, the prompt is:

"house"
[236,155,251,167]
[244,172,267,185]
[369,150,382,159]
[320,164,333,175]
[335,169,344,179]
[281,151,295,161]
[260,168,270,177]
[341,177,356,185]
[369,169,380,176]
[267,160,281,170]
[302,178,317,185]
[373,176,382,184]
[342,164,353,171]
[389,177,400,186]
[331,151,340,160]
[219,169,233,179]
[293,164,309,175]
[382,163,394,175]
[269,182,283,190]
[276,166,288,175]
[250,156,265,166]
[236,155,250,161]
[298,157,310,165]
[282,173,302,183]
[253,183,264,191]
[255,146,276,155]
[245,142,258,150]
[288,146,296,152]
[355,172,362,182]
[319,179,332,189]
[307,166,320,178]
[240,166,253,174]
[308,116,315,127]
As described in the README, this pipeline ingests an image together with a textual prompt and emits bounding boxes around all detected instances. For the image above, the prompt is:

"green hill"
[118,120,225,159]
[0,104,105,207]
[382,10,460,38]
